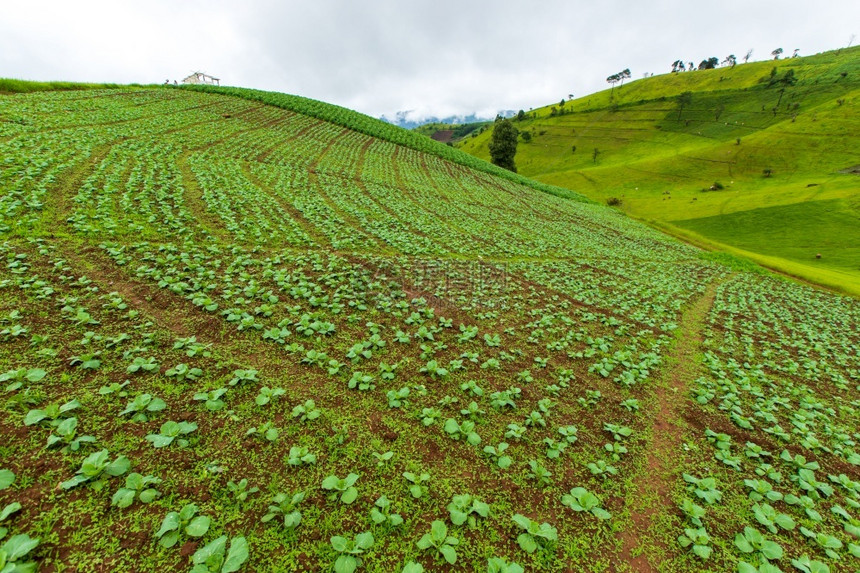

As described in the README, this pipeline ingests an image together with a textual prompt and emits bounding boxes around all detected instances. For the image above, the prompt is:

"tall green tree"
[488,119,518,173]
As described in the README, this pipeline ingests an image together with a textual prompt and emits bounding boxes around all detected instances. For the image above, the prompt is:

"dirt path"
[613,278,723,572]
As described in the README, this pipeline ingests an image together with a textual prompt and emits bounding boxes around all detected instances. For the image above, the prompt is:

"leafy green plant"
[444,418,481,445]
[119,393,166,421]
[603,423,632,441]
[111,473,161,509]
[418,407,440,426]
[155,503,211,548]
[193,388,228,411]
[447,494,489,527]
[511,514,557,554]
[372,451,393,466]
[227,479,259,505]
[402,471,430,499]
[322,474,359,504]
[45,417,96,453]
[417,520,458,564]
[245,422,278,442]
[561,487,611,520]
[287,446,316,466]
[189,535,249,573]
[587,459,618,479]
[253,386,285,407]
[420,359,448,379]
[734,526,783,565]
[369,495,403,527]
[348,371,375,391]
[483,442,512,469]
[126,356,158,374]
[24,399,81,427]
[262,492,305,530]
[386,387,409,407]
[228,369,259,386]
[527,460,552,487]
[487,557,524,573]
[61,449,130,490]
[331,531,374,573]
[146,420,197,448]
[790,554,832,573]
[0,470,14,490]
[677,527,712,559]
[165,363,203,381]
[291,399,321,421]
[683,474,722,504]
[0,534,40,572]
[752,502,795,533]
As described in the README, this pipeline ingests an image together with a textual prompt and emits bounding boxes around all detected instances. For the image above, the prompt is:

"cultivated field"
[0,87,858,572]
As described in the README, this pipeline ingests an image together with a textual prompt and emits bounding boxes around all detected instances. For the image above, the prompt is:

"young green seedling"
[287,446,316,466]
[372,451,393,466]
[331,532,374,573]
[45,417,96,453]
[291,399,321,422]
[0,534,40,572]
[155,503,211,548]
[111,473,161,509]
[61,449,130,490]
[402,471,430,499]
[262,492,305,530]
[322,474,359,504]
[561,487,611,520]
[447,494,490,527]
[193,388,228,411]
[119,393,166,422]
[386,387,409,408]
[189,535,249,573]
[24,399,81,427]
[527,460,553,487]
[487,557,525,573]
[245,422,278,442]
[443,419,481,445]
[126,356,158,374]
[146,420,197,448]
[417,520,458,565]
[483,443,512,469]
[511,514,557,554]
[678,526,712,559]
[369,495,403,527]
[734,526,783,565]
[255,386,285,406]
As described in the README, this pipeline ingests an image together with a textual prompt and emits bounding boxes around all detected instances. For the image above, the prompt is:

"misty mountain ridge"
[380,109,516,129]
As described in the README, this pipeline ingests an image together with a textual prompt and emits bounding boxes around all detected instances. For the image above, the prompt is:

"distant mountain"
[380,109,515,130]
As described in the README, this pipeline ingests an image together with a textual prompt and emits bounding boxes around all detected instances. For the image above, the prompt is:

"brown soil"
[613,278,722,572]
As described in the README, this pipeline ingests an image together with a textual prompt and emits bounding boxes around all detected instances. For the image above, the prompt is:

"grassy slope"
[458,47,860,295]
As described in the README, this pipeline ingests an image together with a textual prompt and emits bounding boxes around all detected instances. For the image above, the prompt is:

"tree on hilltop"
[488,118,518,173]
[771,48,783,60]
[698,57,719,70]
[743,49,753,64]
[606,73,621,97]
[722,54,737,68]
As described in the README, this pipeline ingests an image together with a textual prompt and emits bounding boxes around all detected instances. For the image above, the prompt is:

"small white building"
[182,72,220,86]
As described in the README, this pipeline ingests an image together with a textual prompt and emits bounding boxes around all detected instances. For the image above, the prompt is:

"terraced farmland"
[0,87,858,572]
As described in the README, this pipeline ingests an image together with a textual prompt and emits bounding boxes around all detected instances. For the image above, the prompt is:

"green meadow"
[459,47,860,295]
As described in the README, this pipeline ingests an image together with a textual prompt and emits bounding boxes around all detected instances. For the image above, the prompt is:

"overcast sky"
[2,1,856,122]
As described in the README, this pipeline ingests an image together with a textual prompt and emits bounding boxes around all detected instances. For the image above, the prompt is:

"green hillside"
[459,47,860,295]
[0,85,858,573]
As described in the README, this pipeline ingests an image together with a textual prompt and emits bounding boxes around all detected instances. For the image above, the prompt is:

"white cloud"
[2,0,856,119]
